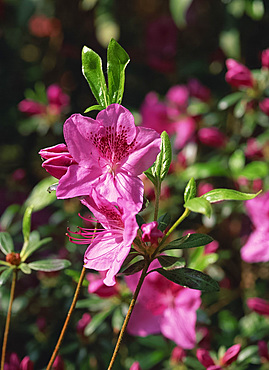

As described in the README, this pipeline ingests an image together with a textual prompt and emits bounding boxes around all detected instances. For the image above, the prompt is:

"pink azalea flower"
[125,261,201,349]
[259,98,269,116]
[247,297,269,316]
[166,85,189,115]
[225,59,254,88]
[241,192,269,263]
[258,341,269,362]
[4,353,34,370]
[86,271,118,297]
[188,78,211,102]
[173,116,196,150]
[52,355,65,370]
[141,221,164,244]
[76,312,92,337]
[245,138,264,159]
[220,344,241,366]
[204,240,219,255]
[197,127,227,148]
[197,182,214,197]
[170,346,186,364]
[68,189,139,286]
[130,362,141,370]
[261,48,269,69]
[196,349,215,368]
[40,104,161,211]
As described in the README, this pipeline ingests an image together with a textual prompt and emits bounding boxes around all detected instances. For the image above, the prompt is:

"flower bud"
[6,252,21,266]
[39,144,75,179]
[259,98,269,116]
[258,341,269,362]
[247,297,269,316]
[220,344,241,366]
[141,221,164,244]
[261,49,269,69]
[130,362,141,370]
[198,127,226,148]
[196,348,215,367]
[225,59,254,88]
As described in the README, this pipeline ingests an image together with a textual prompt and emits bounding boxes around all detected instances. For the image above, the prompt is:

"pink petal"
[127,301,161,336]
[241,227,269,263]
[196,348,215,367]
[173,117,196,149]
[221,344,241,366]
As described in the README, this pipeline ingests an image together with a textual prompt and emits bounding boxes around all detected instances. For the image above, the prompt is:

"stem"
[46,266,86,370]
[153,182,161,221]
[165,208,190,238]
[1,269,17,370]
[107,260,150,370]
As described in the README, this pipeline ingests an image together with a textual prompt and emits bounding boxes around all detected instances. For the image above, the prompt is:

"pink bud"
[130,361,141,370]
[245,138,264,158]
[207,366,222,370]
[76,313,91,336]
[198,127,227,148]
[141,221,164,244]
[188,78,211,102]
[166,85,189,112]
[220,344,241,366]
[170,346,186,363]
[18,99,45,116]
[197,182,214,197]
[225,59,254,88]
[261,49,269,69]
[173,117,196,150]
[20,356,34,370]
[204,240,219,255]
[47,84,70,109]
[247,297,269,316]
[39,144,75,179]
[196,348,215,367]
[52,355,65,370]
[259,98,269,116]
[258,341,269,362]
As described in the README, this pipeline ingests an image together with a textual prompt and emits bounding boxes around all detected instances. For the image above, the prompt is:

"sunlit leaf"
[239,161,268,180]
[24,177,57,212]
[184,177,196,203]
[84,104,103,113]
[201,188,261,203]
[28,259,71,272]
[184,197,212,218]
[19,263,31,274]
[0,232,14,255]
[22,205,33,244]
[218,92,244,110]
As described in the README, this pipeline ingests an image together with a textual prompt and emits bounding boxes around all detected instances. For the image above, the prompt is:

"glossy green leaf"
[218,91,244,110]
[239,161,268,180]
[107,38,130,104]
[0,232,14,255]
[201,188,260,203]
[184,197,212,218]
[184,177,196,203]
[82,46,109,108]
[157,213,171,232]
[162,233,214,252]
[144,131,171,186]
[154,267,219,292]
[28,259,71,272]
[22,205,33,244]
[119,252,141,273]
[121,260,145,276]
[21,235,52,262]
[24,177,57,212]
[0,267,13,286]
[228,149,245,174]
[84,104,103,113]
[20,263,31,274]
[170,0,192,27]
[157,255,185,268]
[84,306,115,336]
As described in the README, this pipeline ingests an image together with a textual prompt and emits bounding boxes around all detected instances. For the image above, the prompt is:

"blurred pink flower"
[197,344,241,369]
[29,15,61,38]
[245,138,264,159]
[188,78,211,102]
[170,346,186,364]
[52,355,65,370]
[40,104,161,211]
[197,127,227,148]
[130,362,141,370]
[259,98,269,116]
[241,192,269,262]
[197,182,214,197]
[261,48,269,69]
[196,348,215,368]
[258,341,269,362]
[76,313,91,337]
[68,189,138,286]
[141,221,164,244]
[4,353,33,370]
[247,297,269,316]
[166,85,189,115]
[204,240,219,255]
[225,59,254,88]
[173,117,196,150]
[145,16,178,74]
[126,261,201,349]
[220,344,241,366]
[18,100,46,116]
[86,272,118,297]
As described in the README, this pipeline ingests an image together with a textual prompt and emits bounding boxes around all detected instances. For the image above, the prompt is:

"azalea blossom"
[125,261,201,349]
[68,189,139,286]
[240,192,269,263]
[247,297,269,316]
[40,104,161,211]
[197,344,241,369]
[225,59,254,88]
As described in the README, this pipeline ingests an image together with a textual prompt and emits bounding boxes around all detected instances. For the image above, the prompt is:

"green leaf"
[184,177,196,203]
[245,0,264,20]
[107,38,130,104]
[144,131,171,186]
[157,255,185,268]
[136,214,146,228]
[234,99,247,118]
[20,234,52,262]
[218,92,244,110]
[81,46,109,108]
[22,205,33,244]
[84,104,103,113]
[154,267,219,292]
[0,268,13,286]
[157,213,171,232]
[201,188,260,203]
[189,248,218,271]
[24,177,57,212]
[0,204,20,231]
[182,162,228,180]
[184,197,212,218]
[239,161,268,180]
[19,263,31,274]
[228,149,245,174]
[162,233,214,252]
[0,260,10,267]
[169,0,193,27]
[0,232,14,255]
[119,252,141,273]
[28,259,71,272]
[121,260,145,276]
[84,306,115,336]
[112,306,124,332]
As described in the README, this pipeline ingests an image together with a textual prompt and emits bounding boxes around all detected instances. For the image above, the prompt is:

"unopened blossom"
[130,362,142,370]
[170,346,186,364]
[247,297,269,316]
[258,341,269,362]
[241,192,269,263]
[40,104,161,211]
[197,182,214,197]
[259,98,269,116]
[196,348,215,368]
[204,240,219,255]
[86,272,118,297]
[220,344,241,366]
[141,221,164,244]
[197,127,227,148]
[188,78,211,102]
[245,138,264,159]
[173,117,196,150]
[126,261,201,348]
[68,189,138,286]
[76,313,91,337]
[225,59,254,88]
[52,355,65,370]
[261,48,269,69]
[4,353,33,370]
